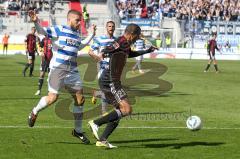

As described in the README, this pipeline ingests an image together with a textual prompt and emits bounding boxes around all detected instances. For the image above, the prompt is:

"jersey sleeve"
[43,26,60,39]
[90,37,100,51]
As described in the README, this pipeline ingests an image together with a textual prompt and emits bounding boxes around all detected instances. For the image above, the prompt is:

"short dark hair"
[106,21,115,26]
[67,10,82,17]
[125,23,141,36]
[212,32,217,36]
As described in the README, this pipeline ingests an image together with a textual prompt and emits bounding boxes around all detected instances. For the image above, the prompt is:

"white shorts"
[135,55,143,61]
[47,68,83,94]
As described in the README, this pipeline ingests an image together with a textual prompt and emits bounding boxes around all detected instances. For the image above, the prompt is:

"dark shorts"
[99,70,127,107]
[27,53,35,61]
[3,44,8,48]
[208,52,216,60]
[40,59,50,72]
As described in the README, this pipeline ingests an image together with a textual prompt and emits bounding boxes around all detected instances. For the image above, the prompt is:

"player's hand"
[28,10,38,22]
[149,45,158,52]
[91,24,97,36]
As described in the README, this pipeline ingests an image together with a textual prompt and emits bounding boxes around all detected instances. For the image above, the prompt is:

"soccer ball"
[186,115,202,131]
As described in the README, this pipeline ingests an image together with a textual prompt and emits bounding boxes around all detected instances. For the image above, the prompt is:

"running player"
[23,27,39,77]
[204,33,221,73]
[27,10,96,144]
[88,21,116,114]
[35,36,53,96]
[88,23,157,148]
[132,34,146,74]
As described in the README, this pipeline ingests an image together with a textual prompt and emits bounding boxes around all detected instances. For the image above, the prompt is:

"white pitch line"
[0,125,240,130]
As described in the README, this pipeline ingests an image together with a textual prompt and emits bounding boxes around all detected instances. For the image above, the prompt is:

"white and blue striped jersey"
[134,39,145,61]
[90,35,116,72]
[134,39,145,51]
[42,25,83,71]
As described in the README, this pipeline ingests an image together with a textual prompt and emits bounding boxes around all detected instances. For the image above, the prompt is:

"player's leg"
[96,119,119,149]
[28,69,64,127]
[91,90,109,114]
[36,61,48,95]
[3,44,7,55]
[213,55,219,72]
[138,59,144,74]
[213,60,219,72]
[23,55,32,76]
[204,55,212,72]
[2,45,4,55]
[132,59,138,72]
[95,99,131,149]
[28,92,58,127]
[6,44,8,55]
[65,71,90,144]
[71,89,90,144]
[29,55,35,76]
[89,84,129,142]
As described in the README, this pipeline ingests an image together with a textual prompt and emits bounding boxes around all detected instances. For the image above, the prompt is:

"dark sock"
[214,64,218,71]
[205,64,211,71]
[94,109,122,126]
[100,120,120,141]
[23,63,30,73]
[29,63,34,76]
[38,78,44,90]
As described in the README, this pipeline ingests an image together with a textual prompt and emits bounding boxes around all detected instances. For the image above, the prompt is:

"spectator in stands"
[155,35,162,49]
[165,35,171,50]
[2,33,10,55]
[83,4,90,28]
[224,40,231,52]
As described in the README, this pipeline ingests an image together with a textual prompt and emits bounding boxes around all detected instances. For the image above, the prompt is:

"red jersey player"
[35,36,53,95]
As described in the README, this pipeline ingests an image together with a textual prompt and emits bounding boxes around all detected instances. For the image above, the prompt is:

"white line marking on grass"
[1,125,240,130]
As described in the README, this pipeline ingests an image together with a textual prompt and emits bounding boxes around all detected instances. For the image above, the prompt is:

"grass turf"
[0,55,240,159]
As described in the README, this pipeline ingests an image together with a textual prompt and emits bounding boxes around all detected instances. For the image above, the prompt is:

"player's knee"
[120,105,132,116]
[47,94,58,105]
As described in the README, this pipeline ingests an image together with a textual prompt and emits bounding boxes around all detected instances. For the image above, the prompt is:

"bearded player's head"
[106,21,115,37]
[67,10,82,31]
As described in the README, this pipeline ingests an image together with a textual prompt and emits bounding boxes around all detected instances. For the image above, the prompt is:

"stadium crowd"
[116,0,240,21]
[0,0,56,17]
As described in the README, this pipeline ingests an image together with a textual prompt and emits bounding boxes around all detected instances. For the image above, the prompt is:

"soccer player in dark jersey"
[35,36,53,96]
[23,27,39,77]
[204,33,221,73]
[88,23,157,148]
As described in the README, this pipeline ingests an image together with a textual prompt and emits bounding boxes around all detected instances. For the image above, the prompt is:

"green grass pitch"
[0,55,240,159]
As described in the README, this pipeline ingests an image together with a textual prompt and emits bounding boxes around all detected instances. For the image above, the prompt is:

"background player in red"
[23,27,39,77]
[35,36,53,96]
[204,33,221,73]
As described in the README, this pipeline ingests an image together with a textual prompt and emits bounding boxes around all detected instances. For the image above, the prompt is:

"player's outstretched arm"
[79,24,97,51]
[88,49,103,62]
[29,10,48,36]
[128,46,157,58]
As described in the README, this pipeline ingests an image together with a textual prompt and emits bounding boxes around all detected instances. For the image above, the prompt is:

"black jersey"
[102,36,154,83]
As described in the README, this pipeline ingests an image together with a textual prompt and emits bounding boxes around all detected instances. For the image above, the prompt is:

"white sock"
[101,98,108,114]
[33,96,48,115]
[73,106,83,133]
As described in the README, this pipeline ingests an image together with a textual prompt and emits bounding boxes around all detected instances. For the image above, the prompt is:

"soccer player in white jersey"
[88,21,116,115]
[27,10,96,144]
[132,34,145,74]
